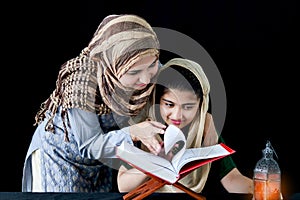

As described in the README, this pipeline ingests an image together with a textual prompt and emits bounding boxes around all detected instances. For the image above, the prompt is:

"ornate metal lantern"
[253,140,281,200]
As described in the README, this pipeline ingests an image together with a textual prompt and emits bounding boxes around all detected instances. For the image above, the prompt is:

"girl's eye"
[165,102,174,108]
[183,105,194,110]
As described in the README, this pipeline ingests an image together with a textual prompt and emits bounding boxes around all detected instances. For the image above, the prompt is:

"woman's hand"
[129,121,166,155]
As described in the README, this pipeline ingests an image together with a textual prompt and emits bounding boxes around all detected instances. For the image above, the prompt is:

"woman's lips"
[136,83,147,89]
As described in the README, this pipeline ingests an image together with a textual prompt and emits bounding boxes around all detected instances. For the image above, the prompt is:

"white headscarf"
[149,58,219,193]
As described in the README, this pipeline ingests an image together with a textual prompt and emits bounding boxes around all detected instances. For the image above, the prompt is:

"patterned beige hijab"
[34,14,160,141]
[149,58,218,193]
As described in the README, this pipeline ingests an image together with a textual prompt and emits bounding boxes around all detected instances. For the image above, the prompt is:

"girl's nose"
[171,106,182,119]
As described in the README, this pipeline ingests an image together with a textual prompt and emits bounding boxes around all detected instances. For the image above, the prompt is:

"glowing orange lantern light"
[253,140,281,200]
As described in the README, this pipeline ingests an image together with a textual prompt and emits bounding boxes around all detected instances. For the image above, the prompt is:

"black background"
[3,0,299,199]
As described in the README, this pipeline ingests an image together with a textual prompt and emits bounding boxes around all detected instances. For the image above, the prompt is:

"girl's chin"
[170,123,181,128]
[171,123,188,130]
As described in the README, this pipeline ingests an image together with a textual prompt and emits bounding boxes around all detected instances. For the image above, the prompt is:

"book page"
[162,125,186,166]
[116,141,180,183]
[116,140,234,184]
[174,143,232,173]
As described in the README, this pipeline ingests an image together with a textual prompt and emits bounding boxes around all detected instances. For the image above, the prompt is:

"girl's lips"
[171,119,181,125]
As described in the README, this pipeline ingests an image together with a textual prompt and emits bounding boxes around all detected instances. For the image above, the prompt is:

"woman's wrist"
[129,126,138,141]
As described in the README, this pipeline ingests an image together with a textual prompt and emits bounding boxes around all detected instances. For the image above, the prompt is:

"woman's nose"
[140,73,151,84]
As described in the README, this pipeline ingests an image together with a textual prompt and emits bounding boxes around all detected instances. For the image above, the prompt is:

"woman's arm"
[68,108,133,159]
[68,108,165,159]
[117,165,150,192]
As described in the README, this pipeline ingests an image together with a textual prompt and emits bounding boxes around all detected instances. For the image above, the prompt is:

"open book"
[116,125,235,184]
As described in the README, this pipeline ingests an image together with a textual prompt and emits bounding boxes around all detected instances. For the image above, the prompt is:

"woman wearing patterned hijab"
[22,14,166,192]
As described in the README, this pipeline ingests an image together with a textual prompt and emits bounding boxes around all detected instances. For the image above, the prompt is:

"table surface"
[0,192,253,200]
[2,192,300,200]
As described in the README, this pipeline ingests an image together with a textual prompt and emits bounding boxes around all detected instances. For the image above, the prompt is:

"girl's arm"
[220,167,253,194]
[117,165,150,192]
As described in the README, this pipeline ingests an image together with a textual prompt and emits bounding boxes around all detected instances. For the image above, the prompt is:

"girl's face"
[119,55,158,90]
[159,89,200,129]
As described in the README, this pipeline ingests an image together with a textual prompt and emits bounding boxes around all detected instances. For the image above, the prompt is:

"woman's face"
[160,89,200,129]
[119,55,158,90]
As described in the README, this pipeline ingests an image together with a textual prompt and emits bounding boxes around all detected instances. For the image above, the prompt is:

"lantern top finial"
[254,140,280,174]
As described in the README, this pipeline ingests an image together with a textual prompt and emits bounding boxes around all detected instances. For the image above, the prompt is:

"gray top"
[22,107,133,192]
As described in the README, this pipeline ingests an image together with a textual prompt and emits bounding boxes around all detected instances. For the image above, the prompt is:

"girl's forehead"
[162,89,199,102]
